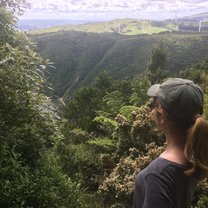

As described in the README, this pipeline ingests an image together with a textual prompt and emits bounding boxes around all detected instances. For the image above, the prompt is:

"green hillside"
[29,18,178,35]
[31,31,208,99]
[27,15,208,35]
[32,31,118,97]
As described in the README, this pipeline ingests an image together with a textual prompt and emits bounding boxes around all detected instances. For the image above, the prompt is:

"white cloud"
[22,0,208,20]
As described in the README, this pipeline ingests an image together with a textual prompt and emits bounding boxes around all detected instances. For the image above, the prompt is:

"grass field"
[29,18,178,35]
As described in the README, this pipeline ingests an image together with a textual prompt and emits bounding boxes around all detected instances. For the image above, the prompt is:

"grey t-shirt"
[132,157,198,208]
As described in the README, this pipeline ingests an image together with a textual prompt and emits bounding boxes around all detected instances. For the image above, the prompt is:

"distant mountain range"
[27,19,178,35]
[179,12,208,21]
[18,12,208,32]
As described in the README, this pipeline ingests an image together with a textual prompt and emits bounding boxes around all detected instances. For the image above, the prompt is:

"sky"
[21,0,208,21]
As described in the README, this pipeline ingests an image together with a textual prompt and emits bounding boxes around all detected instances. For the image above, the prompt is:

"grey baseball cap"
[147,78,204,119]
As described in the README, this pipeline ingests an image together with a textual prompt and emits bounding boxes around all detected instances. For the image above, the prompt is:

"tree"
[0,2,87,207]
[103,90,125,117]
[94,71,114,96]
[0,0,28,44]
[64,87,101,130]
[0,0,27,14]
[147,41,169,84]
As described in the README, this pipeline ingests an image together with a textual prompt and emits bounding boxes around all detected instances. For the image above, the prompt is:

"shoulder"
[141,157,185,174]
[136,157,186,183]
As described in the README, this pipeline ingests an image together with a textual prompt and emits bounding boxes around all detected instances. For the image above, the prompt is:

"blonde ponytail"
[184,116,208,179]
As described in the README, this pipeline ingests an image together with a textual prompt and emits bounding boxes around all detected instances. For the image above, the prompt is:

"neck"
[160,131,188,165]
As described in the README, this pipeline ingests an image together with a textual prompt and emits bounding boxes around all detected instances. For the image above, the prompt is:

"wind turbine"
[199,19,208,32]
[199,20,202,32]
[175,11,178,22]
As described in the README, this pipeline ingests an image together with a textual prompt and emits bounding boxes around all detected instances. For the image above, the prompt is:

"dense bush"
[0,152,86,207]
[113,104,164,157]
[0,1,89,207]
[97,102,165,207]
[99,143,165,207]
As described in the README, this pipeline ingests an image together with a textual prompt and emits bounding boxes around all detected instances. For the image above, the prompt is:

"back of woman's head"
[147,78,208,179]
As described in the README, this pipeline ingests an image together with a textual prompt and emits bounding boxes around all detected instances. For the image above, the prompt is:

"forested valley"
[0,1,208,207]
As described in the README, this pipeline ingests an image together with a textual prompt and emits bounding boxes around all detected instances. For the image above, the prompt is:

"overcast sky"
[21,0,208,21]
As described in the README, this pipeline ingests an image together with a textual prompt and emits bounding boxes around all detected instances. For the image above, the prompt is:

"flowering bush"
[99,143,165,207]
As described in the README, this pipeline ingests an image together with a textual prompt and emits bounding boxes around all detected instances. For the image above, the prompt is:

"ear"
[157,107,166,124]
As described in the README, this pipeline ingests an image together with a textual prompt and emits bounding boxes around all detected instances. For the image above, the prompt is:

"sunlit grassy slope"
[29,19,178,35]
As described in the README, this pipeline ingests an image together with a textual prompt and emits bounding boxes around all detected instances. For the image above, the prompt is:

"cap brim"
[147,84,160,96]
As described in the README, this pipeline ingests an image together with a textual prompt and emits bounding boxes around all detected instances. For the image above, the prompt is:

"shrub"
[99,143,165,207]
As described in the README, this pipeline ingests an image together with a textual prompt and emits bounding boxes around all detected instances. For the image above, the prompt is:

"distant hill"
[179,12,208,21]
[177,12,208,32]
[30,31,208,99]
[23,12,208,36]
[28,18,178,35]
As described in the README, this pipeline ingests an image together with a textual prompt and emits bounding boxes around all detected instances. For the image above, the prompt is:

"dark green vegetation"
[31,30,208,98]
[1,2,208,207]
[0,1,86,207]
[56,60,208,208]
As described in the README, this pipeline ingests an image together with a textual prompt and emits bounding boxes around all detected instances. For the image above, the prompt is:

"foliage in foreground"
[0,1,88,207]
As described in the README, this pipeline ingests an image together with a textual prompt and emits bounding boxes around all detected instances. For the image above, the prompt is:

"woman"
[133,78,208,208]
